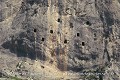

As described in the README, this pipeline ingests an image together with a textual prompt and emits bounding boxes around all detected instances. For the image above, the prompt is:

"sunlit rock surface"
[0,0,120,80]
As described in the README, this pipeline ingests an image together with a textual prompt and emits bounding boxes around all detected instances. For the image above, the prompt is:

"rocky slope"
[0,0,120,80]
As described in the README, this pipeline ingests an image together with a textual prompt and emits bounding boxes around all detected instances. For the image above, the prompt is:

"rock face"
[0,0,120,80]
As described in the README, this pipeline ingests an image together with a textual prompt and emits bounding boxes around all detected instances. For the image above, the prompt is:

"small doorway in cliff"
[57,18,62,23]
[82,42,85,46]
[50,30,53,34]
[77,33,80,37]
[64,39,67,44]
[41,38,44,41]
[34,29,37,32]
[86,21,91,26]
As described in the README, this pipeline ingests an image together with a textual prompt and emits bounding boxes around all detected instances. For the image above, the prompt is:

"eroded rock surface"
[0,0,120,80]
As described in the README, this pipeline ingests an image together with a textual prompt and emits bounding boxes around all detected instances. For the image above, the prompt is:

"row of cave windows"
[34,28,85,46]
[34,29,81,37]
[33,18,91,46]
[34,18,91,35]
[34,21,90,36]
[40,37,85,46]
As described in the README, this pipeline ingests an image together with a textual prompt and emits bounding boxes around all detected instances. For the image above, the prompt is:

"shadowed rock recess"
[0,0,120,80]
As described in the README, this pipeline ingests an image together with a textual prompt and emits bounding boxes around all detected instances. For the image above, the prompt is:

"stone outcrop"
[0,0,120,80]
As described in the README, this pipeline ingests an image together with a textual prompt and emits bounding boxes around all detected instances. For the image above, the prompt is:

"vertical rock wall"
[0,0,120,79]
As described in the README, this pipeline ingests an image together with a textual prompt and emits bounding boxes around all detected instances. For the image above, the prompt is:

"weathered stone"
[0,0,120,79]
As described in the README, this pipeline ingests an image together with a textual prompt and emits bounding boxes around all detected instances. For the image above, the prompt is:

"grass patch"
[10,76,22,80]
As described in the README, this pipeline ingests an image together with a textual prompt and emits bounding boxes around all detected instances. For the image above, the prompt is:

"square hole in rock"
[82,42,85,46]
[77,33,80,37]
[34,29,37,32]
[41,38,44,41]
[58,18,61,22]
[86,21,91,26]
[50,30,53,33]
[64,39,67,43]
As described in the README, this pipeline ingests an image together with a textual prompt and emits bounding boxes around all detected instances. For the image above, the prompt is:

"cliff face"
[0,0,120,80]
